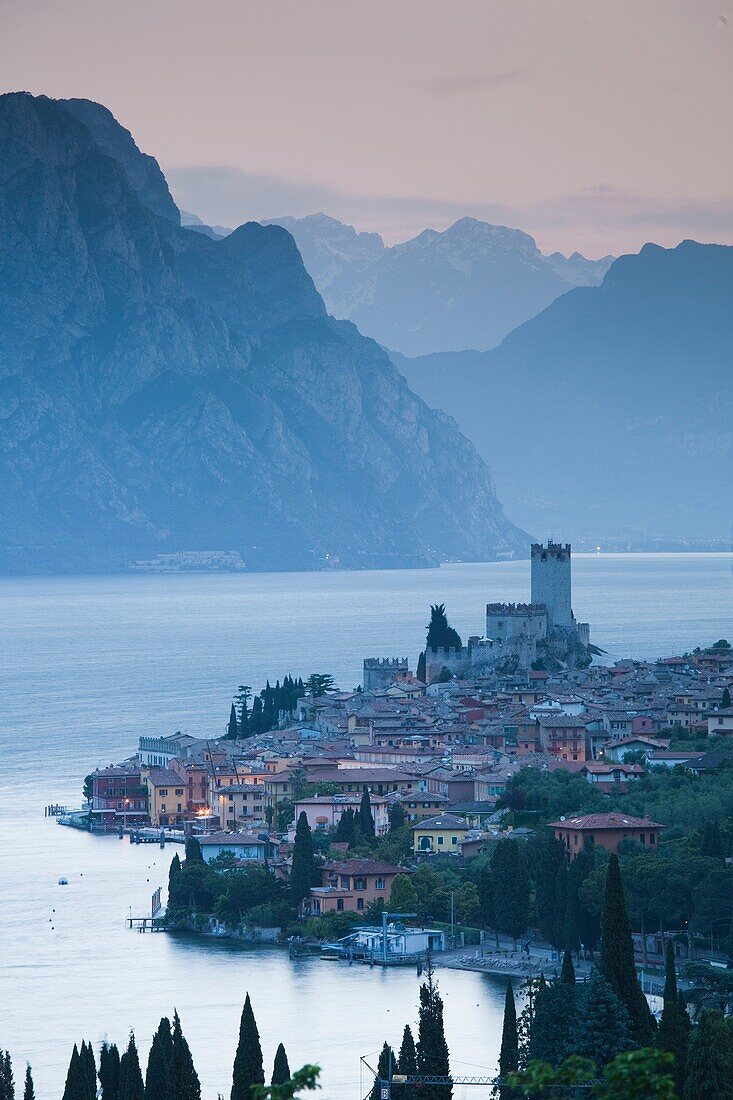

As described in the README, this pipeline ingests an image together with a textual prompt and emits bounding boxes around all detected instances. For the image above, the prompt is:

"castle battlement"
[531,541,571,562]
[363,657,411,691]
[364,657,409,669]
[486,602,547,616]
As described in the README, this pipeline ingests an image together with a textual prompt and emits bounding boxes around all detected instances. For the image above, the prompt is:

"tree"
[119,1034,145,1100]
[496,980,518,1099]
[528,979,576,1068]
[184,836,204,864]
[683,1008,733,1100]
[599,855,655,1046]
[568,840,598,953]
[231,994,265,1100]
[80,1042,96,1100]
[390,873,419,914]
[560,950,575,986]
[227,703,240,740]
[398,1025,417,1077]
[530,833,567,947]
[235,685,251,737]
[145,1018,172,1100]
[83,773,94,803]
[370,1044,394,1100]
[359,789,375,838]
[62,1045,85,1100]
[22,1067,33,1100]
[334,807,355,844]
[290,812,316,908]
[491,841,530,946]
[417,651,426,684]
[426,604,462,651]
[416,957,451,1100]
[511,1049,677,1100]
[166,1012,200,1100]
[572,968,635,1067]
[271,1045,290,1087]
[700,820,724,859]
[722,687,731,709]
[100,1043,121,1100]
[1,1051,15,1100]
[250,1065,320,1100]
[304,674,336,698]
[657,943,689,1095]
[389,801,406,832]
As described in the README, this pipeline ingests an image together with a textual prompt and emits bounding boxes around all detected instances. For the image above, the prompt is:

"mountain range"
[0,92,527,574]
[396,241,733,541]
[265,213,614,356]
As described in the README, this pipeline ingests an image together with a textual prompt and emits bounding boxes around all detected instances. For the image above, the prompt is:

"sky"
[1,0,731,255]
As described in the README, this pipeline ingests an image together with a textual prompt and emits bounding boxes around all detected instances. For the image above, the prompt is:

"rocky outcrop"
[0,93,527,573]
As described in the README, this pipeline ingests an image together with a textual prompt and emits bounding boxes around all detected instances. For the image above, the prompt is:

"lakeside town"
[62,546,732,970]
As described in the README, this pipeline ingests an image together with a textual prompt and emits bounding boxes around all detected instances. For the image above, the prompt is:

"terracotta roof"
[321,859,405,875]
[549,813,664,830]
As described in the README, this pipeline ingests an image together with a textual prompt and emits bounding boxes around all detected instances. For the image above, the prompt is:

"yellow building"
[210,783,267,829]
[412,813,469,855]
[142,767,187,826]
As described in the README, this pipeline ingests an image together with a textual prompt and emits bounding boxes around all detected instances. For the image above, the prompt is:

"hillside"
[0,93,527,573]
[397,241,733,540]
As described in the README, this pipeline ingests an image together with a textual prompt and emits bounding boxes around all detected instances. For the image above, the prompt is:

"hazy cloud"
[166,166,733,256]
[422,70,524,95]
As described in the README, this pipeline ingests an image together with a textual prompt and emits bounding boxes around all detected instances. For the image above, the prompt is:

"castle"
[423,541,591,682]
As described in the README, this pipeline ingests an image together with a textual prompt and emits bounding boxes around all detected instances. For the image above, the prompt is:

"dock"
[127,916,167,932]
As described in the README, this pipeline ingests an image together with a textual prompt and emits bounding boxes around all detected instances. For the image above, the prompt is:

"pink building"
[294,793,390,836]
[307,859,405,915]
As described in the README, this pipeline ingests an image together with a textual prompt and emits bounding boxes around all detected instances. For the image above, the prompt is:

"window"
[451,836,457,845]
[357,898,364,910]
[177,803,182,812]
[354,878,367,890]
[650,833,656,845]
[160,789,168,796]
[375,878,385,889]
[161,804,166,812]
[437,836,444,845]
[640,834,646,844]
[336,899,344,911]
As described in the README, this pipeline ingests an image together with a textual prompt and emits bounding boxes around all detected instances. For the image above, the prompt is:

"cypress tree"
[184,837,204,865]
[166,1012,200,1100]
[1,1051,15,1100]
[22,1067,33,1100]
[599,854,655,1045]
[119,1035,144,1100]
[145,1017,173,1100]
[290,812,316,907]
[416,958,451,1100]
[62,1045,85,1100]
[571,967,635,1068]
[231,994,264,1100]
[658,942,689,1096]
[491,841,530,947]
[359,789,375,838]
[496,981,518,1100]
[552,860,568,952]
[417,651,426,684]
[271,1044,290,1087]
[227,703,239,740]
[683,1009,733,1100]
[560,949,576,986]
[398,1025,417,1076]
[528,979,575,1068]
[100,1043,121,1100]
[249,696,264,734]
[722,686,731,709]
[80,1042,96,1100]
[370,1044,394,1100]
[334,807,355,844]
[700,820,724,859]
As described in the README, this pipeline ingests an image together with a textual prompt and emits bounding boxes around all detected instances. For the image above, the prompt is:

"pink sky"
[2,0,731,255]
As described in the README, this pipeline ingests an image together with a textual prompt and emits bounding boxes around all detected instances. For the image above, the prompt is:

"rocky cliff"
[0,93,527,572]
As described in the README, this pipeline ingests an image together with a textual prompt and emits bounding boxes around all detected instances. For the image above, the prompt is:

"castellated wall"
[486,602,548,643]
[531,541,573,628]
[424,646,471,685]
[363,657,410,691]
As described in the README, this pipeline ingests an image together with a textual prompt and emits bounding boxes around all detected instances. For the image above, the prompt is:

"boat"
[58,877,68,885]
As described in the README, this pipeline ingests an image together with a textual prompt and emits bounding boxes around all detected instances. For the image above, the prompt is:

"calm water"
[1,555,732,1097]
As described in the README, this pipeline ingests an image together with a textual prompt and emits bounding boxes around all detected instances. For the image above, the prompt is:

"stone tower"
[531,541,573,629]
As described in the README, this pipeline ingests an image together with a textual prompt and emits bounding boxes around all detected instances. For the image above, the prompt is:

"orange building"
[307,859,405,915]
[537,714,589,762]
[549,812,664,861]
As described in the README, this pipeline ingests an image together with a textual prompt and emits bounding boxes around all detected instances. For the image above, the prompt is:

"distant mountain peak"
[267,212,614,355]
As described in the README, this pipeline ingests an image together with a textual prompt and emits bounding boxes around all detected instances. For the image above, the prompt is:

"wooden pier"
[127,916,167,932]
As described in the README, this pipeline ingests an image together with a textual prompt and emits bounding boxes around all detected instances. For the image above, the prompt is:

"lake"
[1,555,731,1097]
